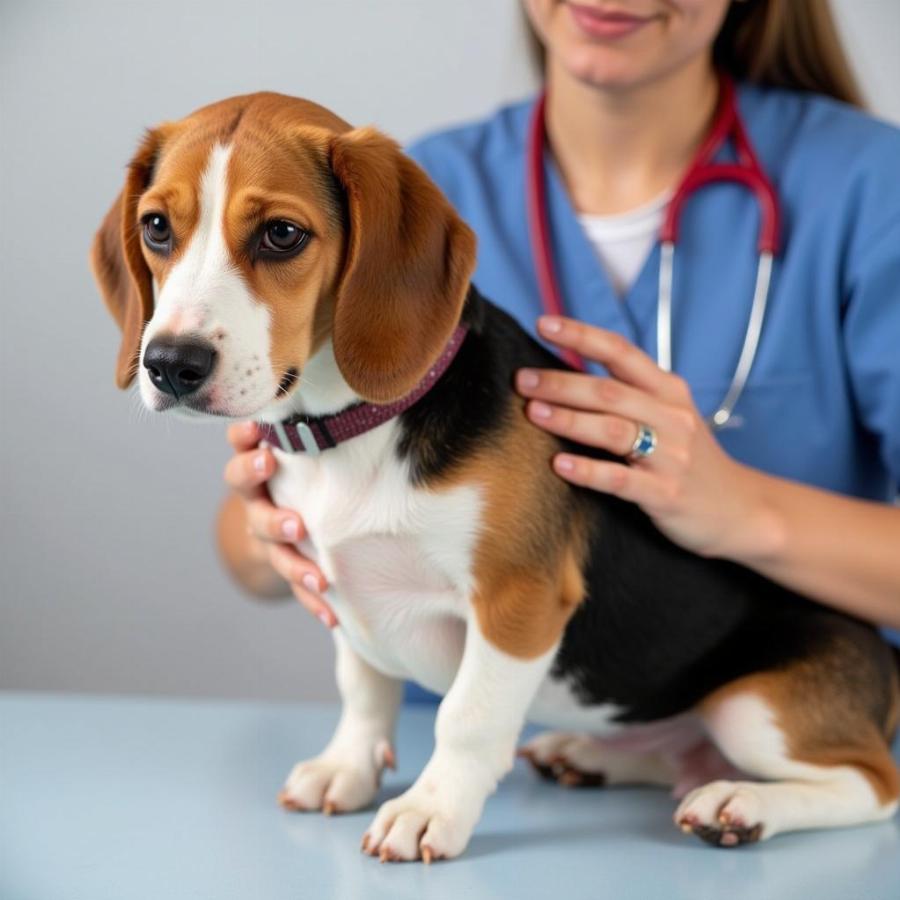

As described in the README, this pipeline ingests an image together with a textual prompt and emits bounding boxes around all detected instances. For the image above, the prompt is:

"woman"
[219,0,900,640]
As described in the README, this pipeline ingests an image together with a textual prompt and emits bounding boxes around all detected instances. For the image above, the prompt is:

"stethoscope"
[526,75,781,430]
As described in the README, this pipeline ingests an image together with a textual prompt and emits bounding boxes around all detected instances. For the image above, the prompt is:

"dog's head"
[91,93,476,420]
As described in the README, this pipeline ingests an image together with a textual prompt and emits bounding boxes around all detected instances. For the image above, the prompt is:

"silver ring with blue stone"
[628,423,658,461]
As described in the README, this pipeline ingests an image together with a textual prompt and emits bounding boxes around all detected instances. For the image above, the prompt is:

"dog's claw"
[277,790,305,812]
[374,738,397,772]
[323,800,337,816]
[421,845,434,865]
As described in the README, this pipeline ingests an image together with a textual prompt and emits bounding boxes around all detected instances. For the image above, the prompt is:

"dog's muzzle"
[143,336,217,398]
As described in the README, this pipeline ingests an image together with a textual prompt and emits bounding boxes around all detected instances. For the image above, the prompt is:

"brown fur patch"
[701,644,900,806]
[328,127,477,403]
[436,396,587,659]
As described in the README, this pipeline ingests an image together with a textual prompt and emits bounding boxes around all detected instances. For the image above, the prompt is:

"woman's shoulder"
[740,83,900,214]
[405,97,535,192]
[740,81,900,148]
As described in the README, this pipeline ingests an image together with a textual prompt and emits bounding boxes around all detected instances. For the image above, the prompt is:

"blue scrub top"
[407,84,900,504]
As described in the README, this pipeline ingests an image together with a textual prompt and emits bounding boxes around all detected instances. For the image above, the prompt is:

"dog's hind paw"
[518,732,609,788]
[675,780,766,848]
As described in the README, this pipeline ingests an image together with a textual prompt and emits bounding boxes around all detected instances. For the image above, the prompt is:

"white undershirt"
[578,190,671,297]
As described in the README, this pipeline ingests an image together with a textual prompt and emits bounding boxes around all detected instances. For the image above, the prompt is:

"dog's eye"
[142,214,172,253]
[260,220,309,256]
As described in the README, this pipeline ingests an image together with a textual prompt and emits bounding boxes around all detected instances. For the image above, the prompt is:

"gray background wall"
[1,0,898,703]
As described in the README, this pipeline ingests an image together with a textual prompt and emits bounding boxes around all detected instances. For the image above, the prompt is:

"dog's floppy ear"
[328,128,477,403]
[90,128,167,389]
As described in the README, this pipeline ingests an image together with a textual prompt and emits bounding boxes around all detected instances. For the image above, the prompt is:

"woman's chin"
[557,41,712,96]
[555,43,661,91]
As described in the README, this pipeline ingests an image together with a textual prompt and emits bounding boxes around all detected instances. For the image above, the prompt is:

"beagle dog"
[92,92,899,863]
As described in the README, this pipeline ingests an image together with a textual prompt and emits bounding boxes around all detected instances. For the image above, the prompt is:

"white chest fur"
[268,421,481,695]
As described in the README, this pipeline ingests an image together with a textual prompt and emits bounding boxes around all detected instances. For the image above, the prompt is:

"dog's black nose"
[143,337,216,398]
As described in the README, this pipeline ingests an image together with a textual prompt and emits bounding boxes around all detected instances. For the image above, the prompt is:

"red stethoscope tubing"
[526,75,781,373]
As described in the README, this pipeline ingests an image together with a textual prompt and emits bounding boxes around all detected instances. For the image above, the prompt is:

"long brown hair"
[714,0,864,107]
[525,0,865,108]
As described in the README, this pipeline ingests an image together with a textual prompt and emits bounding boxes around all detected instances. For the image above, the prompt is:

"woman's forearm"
[730,466,900,629]
[216,492,291,598]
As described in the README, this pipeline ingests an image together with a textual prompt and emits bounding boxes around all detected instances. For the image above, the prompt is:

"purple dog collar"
[258,325,468,455]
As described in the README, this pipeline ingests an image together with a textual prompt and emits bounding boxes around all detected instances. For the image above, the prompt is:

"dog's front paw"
[279,739,395,815]
[361,783,480,863]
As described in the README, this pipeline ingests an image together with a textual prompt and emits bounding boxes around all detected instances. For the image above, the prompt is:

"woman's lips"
[567,3,655,39]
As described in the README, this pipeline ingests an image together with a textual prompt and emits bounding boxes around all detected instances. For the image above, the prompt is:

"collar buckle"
[272,420,320,455]
[294,421,321,456]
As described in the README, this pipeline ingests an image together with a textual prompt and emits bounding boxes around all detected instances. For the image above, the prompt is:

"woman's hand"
[223,421,337,627]
[516,316,774,562]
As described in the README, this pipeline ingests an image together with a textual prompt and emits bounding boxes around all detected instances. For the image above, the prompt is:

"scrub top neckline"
[577,189,673,240]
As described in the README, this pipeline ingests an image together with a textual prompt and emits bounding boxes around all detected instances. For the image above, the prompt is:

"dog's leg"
[280,629,402,814]
[519,728,752,795]
[675,651,900,847]
[519,732,678,788]
[362,614,558,863]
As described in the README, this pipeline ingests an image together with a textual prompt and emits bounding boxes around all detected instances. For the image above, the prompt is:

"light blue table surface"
[2,693,899,900]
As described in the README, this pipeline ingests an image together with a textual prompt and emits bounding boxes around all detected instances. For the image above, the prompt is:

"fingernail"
[281,518,299,540]
[530,401,552,419]
[519,369,539,389]
[540,317,563,334]
[317,610,334,628]
[254,452,267,472]
[555,455,575,472]
[302,573,321,594]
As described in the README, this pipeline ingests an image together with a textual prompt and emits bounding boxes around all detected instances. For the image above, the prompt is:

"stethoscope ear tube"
[527,73,782,427]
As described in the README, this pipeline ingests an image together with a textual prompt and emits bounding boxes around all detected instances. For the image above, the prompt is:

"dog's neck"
[258,286,482,426]
[257,339,360,425]
[254,326,469,454]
